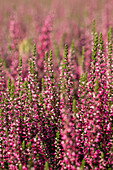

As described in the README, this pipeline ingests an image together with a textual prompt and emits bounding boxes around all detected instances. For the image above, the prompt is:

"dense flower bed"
[0,1,113,169]
[0,22,113,169]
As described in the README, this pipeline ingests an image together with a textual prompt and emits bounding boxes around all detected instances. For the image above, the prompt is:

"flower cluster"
[0,21,113,170]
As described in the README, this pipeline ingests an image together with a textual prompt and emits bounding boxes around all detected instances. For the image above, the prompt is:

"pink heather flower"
[37,13,54,81]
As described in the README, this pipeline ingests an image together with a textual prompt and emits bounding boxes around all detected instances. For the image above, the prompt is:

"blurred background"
[0,0,112,47]
[0,0,112,86]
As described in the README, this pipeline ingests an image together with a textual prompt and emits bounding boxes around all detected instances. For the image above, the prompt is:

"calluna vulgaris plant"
[0,21,113,170]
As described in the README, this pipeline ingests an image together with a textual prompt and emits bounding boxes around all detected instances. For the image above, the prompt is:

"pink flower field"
[0,0,113,169]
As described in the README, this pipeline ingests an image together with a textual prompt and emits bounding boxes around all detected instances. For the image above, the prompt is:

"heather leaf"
[22,140,26,150]
[94,79,99,93]
[80,159,85,170]
[72,99,78,113]
[92,33,98,62]
[19,164,22,170]
[44,161,49,170]
[8,77,11,91]
[92,19,96,35]
[99,32,104,55]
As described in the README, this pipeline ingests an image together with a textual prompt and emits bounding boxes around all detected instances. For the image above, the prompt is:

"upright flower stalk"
[37,13,54,81]
[79,32,113,169]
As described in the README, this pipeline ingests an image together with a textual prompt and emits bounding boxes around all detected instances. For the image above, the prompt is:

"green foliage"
[19,57,22,68]
[28,141,32,149]
[107,26,112,43]
[93,19,96,35]
[29,59,32,73]
[19,164,22,170]
[56,130,60,139]
[64,44,68,61]
[28,89,32,102]
[33,43,36,57]
[82,46,85,61]
[10,81,15,99]
[8,77,11,91]
[92,19,98,64]
[22,140,26,150]
[108,43,112,56]
[99,32,104,56]
[36,153,39,160]
[45,52,48,61]
[92,33,98,62]
[5,128,8,136]
[71,39,75,51]
[72,99,78,113]
[44,161,49,170]
[101,152,104,159]
[42,78,46,91]
[3,61,7,69]
[62,44,68,76]
[55,130,61,159]
[49,50,52,62]
[0,108,3,121]
[80,72,87,86]
[80,159,85,170]
[107,26,112,82]
[24,80,28,90]
[39,93,44,105]
[95,79,99,93]
[8,44,12,51]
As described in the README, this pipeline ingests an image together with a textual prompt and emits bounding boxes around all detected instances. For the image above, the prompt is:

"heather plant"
[37,13,54,82]
[39,50,62,169]
[107,26,113,105]
[60,45,81,169]
[8,17,21,80]
[60,44,74,111]
[60,108,77,170]
[0,5,113,168]
[77,32,113,169]
[59,26,112,169]
[68,40,80,98]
